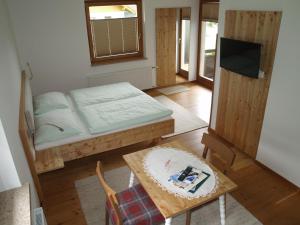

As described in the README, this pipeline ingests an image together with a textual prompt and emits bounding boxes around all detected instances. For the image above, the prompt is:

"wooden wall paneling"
[216,11,282,158]
[181,7,191,20]
[156,8,177,87]
[202,3,219,21]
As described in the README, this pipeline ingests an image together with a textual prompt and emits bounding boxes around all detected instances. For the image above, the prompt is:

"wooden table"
[123,141,237,225]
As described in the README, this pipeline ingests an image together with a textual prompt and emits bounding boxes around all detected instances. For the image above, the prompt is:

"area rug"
[154,95,208,137]
[75,167,262,225]
[157,85,190,95]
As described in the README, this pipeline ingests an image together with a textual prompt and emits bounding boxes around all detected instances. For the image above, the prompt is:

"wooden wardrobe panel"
[216,11,282,158]
[156,8,177,87]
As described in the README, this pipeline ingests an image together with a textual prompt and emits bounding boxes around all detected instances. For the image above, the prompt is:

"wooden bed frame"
[18,71,174,202]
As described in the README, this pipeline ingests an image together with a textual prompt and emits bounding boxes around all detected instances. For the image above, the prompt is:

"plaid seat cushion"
[106,184,164,225]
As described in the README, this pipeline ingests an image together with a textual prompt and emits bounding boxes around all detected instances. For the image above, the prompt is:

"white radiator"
[33,207,48,225]
[87,66,154,90]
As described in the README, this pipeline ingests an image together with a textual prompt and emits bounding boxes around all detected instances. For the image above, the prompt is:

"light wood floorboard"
[39,83,300,225]
[176,74,188,84]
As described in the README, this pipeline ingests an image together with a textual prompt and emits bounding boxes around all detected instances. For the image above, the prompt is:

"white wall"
[0,0,39,206]
[0,119,20,191]
[7,0,199,95]
[211,0,300,186]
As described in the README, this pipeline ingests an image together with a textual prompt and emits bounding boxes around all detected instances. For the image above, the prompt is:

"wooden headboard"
[18,71,43,202]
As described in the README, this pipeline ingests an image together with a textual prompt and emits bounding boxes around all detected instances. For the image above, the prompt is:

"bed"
[19,72,174,180]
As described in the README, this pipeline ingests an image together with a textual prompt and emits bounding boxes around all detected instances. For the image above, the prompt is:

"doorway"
[177,8,191,81]
[156,7,191,87]
[197,1,219,89]
[200,21,218,81]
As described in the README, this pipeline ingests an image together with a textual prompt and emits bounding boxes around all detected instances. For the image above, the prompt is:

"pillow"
[34,92,69,115]
[34,108,82,145]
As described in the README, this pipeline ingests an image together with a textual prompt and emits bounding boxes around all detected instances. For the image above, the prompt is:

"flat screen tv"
[220,37,262,78]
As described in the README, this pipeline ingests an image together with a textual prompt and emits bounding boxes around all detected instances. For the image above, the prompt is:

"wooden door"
[156,8,177,86]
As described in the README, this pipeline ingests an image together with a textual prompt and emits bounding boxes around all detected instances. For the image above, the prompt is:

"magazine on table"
[168,166,210,193]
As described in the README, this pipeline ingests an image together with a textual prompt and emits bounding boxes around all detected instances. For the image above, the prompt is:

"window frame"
[84,0,144,65]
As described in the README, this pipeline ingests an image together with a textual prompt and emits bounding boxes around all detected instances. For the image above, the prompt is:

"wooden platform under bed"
[34,119,173,174]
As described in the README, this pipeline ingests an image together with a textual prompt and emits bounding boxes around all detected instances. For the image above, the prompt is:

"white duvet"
[76,94,173,134]
[70,82,144,107]
[34,82,173,150]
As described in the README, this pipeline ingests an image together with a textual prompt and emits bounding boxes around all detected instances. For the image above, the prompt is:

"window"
[200,21,218,81]
[84,0,144,65]
[197,1,219,87]
[179,8,191,74]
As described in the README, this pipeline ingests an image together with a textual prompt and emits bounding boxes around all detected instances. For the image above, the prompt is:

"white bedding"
[35,95,172,150]
[35,115,172,151]
[70,82,144,107]
[76,94,173,134]
[34,108,82,145]
[35,86,173,151]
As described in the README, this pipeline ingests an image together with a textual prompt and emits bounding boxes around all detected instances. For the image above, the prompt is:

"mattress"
[76,94,173,134]
[35,82,173,151]
[34,94,172,150]
[35,115,172,151]
[70,82,144,107]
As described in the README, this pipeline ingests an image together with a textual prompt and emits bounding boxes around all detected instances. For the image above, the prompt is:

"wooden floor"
[176,74,188,84]
[39,82,300,225]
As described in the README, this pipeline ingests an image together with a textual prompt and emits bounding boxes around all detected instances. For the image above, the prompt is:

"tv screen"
[220,38,262,78]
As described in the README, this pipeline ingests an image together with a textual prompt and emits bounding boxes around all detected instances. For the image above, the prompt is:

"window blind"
[91,20,110,57]
[91,17,139,58]
[108,19,124,54]
[123,18,138,52]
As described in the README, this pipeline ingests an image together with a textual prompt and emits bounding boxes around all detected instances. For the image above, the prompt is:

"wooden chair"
[185,130,236,225]
[201,129,236,174]
[96,161,165,225]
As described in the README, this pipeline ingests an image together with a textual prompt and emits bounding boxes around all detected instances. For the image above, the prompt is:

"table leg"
[185,210,191,225]
[165,218,172,225]
[129,171,135,188]
[219,195,226,225]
